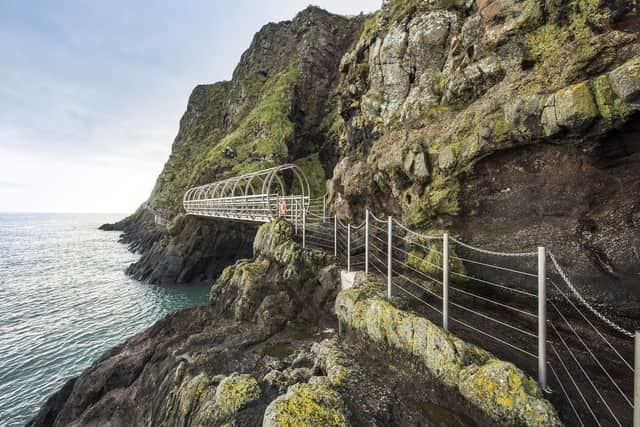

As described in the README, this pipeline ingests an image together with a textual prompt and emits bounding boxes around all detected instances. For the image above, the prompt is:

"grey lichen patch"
[608,56,640,103]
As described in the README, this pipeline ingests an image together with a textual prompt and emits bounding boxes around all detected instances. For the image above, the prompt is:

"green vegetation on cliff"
[150,60,300,212]
[207,60,299,176]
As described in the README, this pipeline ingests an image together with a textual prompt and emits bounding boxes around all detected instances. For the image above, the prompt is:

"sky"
[0,0,380,213]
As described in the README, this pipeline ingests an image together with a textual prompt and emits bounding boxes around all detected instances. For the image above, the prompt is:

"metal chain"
[449,237,537,257]
[392,218,442,240]
[369,212,388,223]
[336,217,349,228]
[548,251,633,338]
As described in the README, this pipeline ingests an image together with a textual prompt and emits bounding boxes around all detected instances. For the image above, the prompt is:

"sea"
[0,213,210,426]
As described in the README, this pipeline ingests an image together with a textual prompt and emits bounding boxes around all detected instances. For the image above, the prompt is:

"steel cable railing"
[290,204,638,427]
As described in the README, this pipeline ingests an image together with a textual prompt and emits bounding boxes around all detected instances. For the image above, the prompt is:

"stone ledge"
[335,273,562,427]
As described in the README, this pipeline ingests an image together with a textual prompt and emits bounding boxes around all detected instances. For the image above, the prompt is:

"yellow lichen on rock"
[263,382,350,427]
[459,359,562,427]
[214,373,262,418]
[335,274,562,426]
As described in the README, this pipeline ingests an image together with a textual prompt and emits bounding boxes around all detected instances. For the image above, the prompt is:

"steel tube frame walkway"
[183,164,311,223]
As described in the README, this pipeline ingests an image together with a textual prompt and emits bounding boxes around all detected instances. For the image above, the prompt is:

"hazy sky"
[0,0,380,213]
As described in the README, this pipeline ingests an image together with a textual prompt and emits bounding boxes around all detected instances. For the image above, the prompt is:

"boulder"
[211,220,331,332]
[214,373,263,418]
[608,56,640,103]
[335,274,562,426]
[553,82,600,132]
[459,360,563,427]
[262,382,350,427]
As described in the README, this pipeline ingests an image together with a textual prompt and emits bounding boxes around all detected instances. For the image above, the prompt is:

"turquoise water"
[0,213,211,426]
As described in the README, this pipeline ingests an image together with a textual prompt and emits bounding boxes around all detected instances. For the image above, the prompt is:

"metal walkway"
[183,164,311,223]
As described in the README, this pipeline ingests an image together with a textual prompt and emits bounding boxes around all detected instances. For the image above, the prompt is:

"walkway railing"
[154,213,169,226]
[295,200,638,427]
[142,203,169,227]
[183,164,311,223]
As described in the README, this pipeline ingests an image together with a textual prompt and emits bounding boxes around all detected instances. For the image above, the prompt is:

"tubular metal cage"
[183,163,311,223]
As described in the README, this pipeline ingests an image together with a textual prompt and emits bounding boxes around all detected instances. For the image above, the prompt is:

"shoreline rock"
[33,221,512,426]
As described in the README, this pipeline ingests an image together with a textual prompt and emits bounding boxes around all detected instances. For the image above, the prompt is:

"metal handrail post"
[365,209,369,275]
[323,193,327,221]
[333,216,337,257]
[387,216,392,299]
[302,208,306,249]
[347,224,351,272]
[443,233,449,330]
[635,331,640,427]
[538,246,547,389]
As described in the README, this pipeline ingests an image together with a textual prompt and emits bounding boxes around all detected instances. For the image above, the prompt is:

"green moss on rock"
[552,81,600,132]
[401,173,461,226]
[406,237,466,284]
[591,74,624,123]
[295,153,326,199]
[205,60,299,175]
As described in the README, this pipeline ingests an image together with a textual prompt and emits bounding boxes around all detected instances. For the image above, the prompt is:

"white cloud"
[0,0,381,213]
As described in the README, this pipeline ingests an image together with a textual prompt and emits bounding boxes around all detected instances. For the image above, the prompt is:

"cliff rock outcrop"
[104,0,639,319]
[105,6,363,285]
[336,272,562,426]
[326,0,640,316]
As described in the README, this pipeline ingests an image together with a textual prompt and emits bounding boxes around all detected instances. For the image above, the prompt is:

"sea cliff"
[35,0,640,425]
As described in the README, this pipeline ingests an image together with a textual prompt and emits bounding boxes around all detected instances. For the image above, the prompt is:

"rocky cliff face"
[107,6,363,284]
[325,0,640,316]
[109,2,639,310]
